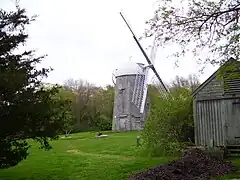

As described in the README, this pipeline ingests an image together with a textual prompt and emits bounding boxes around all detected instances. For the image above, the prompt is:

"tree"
[0,6,67,168]
[63,78,98,131]
[55,87,76,137]
[151,73,201,95]
[143,75,194,156]
[170,74,201,92]
[144,0,240,69]
[63,79,114,132]
[93,85,114,131]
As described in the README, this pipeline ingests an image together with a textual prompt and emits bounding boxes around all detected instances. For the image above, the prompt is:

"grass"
[0,131,174,180]
[0,131,240,180]
[218,157,240,179]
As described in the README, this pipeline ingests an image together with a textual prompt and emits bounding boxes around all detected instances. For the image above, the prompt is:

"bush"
[96,115,112,131]
[142,86,194,157]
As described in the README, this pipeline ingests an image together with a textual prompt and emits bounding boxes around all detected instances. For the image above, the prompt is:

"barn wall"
[194,99,226,146]
[193,60,240,147]
[223,98,240,145]
[195,76,224,100]
[194,98,240,146]
[195,74,240,101]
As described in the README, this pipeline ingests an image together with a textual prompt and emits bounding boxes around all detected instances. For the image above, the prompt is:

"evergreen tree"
[0,6,66,168]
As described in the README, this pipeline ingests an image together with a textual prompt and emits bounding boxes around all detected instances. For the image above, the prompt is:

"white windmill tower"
[111,12,168,131]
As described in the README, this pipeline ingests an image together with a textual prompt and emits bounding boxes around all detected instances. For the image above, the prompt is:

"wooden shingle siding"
[112,75,149,131]
[193,58,240,147]
[224,78,240,96]
[195,77,224,101]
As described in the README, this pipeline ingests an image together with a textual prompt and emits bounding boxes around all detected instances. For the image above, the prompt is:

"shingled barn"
[192,58,240,148]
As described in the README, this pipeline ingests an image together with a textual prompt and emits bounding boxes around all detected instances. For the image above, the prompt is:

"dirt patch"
[67,149,134,161]
[129,148,238,180]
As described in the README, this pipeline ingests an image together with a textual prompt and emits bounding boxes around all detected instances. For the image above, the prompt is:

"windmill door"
[119,116,127,130]
[227,99,240,145]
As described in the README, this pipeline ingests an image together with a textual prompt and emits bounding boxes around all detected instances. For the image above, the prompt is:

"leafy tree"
[55,87,76,137]
[143,75,195,157]
[63,78,114,132]
[144,0,240,69]
[64,79,99,131]
[93,85,114,131]
[0,6,67,168]
[170,74,201,92]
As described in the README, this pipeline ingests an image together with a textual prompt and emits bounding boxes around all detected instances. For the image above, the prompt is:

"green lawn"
[0,131,240,180]
[0,131,173,180]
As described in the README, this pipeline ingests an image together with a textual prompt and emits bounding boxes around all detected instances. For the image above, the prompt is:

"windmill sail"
[119,12,168,93]
[119,12,168,116]
[150,35,157,65]
[140,67,149,113]
[111,12,169,131]
[132,69,145,109]
[140,36,157,113]
[112,71,116,85]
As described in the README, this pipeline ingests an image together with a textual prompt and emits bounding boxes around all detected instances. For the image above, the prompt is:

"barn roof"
[192,57,239,97]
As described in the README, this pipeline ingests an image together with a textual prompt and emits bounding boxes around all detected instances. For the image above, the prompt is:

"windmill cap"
[114,61,145,77]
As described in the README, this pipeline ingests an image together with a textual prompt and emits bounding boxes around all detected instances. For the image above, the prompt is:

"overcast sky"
[1,0,218,87]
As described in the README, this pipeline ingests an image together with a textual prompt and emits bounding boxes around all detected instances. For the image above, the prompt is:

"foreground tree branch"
[145,0,240,66]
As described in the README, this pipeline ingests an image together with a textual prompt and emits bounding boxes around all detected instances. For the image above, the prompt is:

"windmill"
[111,12,168,131]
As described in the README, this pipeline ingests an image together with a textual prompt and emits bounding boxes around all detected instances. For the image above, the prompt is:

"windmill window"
[118,88,125,94]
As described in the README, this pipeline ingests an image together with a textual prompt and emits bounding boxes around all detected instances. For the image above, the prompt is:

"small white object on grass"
[60,136,72,139]
[95,134,108,138]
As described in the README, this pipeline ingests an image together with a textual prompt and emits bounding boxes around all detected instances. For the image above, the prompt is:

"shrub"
[142,86,194,156]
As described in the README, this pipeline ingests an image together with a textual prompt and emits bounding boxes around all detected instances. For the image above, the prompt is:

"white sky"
[1,0,218,87]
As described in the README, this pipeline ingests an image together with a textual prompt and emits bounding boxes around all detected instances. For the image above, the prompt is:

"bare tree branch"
[144,0,240,67]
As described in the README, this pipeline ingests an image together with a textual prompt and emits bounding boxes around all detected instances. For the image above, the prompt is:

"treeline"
[56,74,200,141]
[55,79,115,134]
